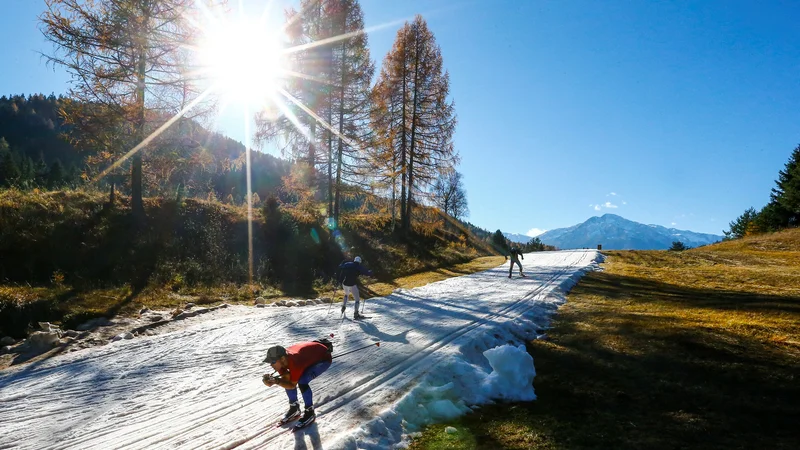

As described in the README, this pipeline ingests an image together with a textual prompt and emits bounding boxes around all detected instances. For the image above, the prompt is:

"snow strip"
[0,250,602,449]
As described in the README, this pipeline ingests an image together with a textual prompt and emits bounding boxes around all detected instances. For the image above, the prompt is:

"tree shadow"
[355,321,412,344]
[6,285,145,369]
[578,271,800,314]
[103,284,145,318]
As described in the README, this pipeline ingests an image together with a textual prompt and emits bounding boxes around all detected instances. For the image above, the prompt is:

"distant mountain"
[503,232,534,244]
[537,214,723,250]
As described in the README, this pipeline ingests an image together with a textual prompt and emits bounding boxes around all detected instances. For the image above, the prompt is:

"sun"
[197,18,285,105]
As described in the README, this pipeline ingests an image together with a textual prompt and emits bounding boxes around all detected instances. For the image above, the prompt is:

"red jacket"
[278,342,332,383]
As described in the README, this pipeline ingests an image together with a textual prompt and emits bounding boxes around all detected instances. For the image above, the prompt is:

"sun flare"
[197,19,285,105]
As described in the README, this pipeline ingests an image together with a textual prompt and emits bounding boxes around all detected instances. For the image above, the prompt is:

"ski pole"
[326,281,338,316]
[332,341,380,360]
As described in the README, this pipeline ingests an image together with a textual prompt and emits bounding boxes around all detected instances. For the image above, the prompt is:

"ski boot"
[295,406,316,429]
[279,402,301,425]
[354,311,364,320]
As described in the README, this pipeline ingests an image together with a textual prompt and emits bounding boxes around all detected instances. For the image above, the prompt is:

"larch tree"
[255,0,373,224]
[372,15,457,233]
[41,0,209,218]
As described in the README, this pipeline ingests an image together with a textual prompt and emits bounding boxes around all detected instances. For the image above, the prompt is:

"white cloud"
[609,192,617,196]
[526,228,546,237]
[671,222,677,226]
[591,198,624,211]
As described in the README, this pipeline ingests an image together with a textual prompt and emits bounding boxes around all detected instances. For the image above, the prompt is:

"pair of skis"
[274,411,315,433]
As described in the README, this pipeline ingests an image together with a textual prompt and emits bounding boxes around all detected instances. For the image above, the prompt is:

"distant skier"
[337,256,373,319]
[508,245,525,278]
[262,340,333,429]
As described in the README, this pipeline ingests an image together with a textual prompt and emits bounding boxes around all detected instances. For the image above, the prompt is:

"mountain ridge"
[530,214,722,250]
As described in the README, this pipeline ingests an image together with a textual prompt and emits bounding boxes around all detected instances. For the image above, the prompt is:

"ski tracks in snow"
[0,250,601,449]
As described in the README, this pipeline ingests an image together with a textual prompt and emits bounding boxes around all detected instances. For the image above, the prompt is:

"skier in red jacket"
[262,341,332,428]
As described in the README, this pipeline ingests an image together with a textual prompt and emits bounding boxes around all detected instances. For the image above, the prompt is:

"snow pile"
[482,345,536,401]
[335,345,536,449]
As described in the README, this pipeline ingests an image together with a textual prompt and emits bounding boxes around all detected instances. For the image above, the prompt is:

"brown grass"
[410,230,800,450]
[0,255,506,337]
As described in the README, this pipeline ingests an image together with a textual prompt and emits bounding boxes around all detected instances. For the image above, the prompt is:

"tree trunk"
[131,15,147,220]
[322,5,334,220]
[405,26,421,234]
[327,92,333,219]
[390,150,397,232]
[333,38,347,224]
[309,120,317,179]
[399,35,408,232]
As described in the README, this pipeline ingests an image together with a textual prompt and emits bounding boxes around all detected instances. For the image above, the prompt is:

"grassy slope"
[0,189,502,336]
[410,229,800,450]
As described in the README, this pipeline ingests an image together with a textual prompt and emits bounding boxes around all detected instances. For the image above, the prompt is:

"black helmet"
[263,345,287,364]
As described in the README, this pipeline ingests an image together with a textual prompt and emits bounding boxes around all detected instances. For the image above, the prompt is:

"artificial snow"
[27,331,60,350]
[482,344,536,401]
[0,250,603,449]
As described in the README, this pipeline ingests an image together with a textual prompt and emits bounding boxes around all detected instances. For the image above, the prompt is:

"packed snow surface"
[0,250,601,449]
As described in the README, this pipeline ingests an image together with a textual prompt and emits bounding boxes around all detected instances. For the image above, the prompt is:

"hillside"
[0,188,500,339]
[0,94,290,201]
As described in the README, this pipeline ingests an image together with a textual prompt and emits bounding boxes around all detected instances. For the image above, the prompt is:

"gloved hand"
[262,374,276,386]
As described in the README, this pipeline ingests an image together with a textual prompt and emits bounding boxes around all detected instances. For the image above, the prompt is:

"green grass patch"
[409,423,478,449]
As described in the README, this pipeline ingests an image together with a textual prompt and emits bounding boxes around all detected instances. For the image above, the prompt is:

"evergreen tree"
[67,163,82,187]
[20,155,36,187]
[492,229,508,252]
[669,241,689,251]
[35,155,49,187]
[520,237,546,252]
[753,201,792,232]
[47,159,66,189]
[770,144,800,225]
[724,207,758,240]
[0,150,21,187]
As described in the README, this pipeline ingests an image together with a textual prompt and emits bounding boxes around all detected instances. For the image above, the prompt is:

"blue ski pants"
[285,360,331,407]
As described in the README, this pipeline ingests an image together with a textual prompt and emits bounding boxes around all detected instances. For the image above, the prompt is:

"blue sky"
[3,0,799,236]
